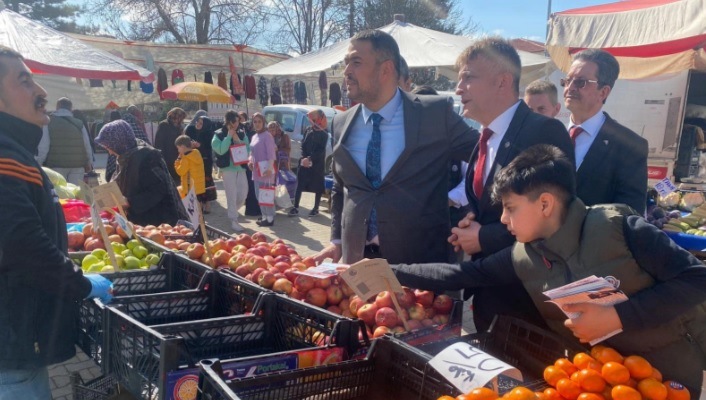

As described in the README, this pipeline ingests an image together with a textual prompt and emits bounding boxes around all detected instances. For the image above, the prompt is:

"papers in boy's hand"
[543,275,628,345]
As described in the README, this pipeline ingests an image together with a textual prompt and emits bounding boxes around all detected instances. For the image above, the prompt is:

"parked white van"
[262,105,337,171]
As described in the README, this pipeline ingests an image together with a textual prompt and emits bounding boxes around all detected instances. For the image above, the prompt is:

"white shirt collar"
[568,109,605,138]
[485,101,521,136]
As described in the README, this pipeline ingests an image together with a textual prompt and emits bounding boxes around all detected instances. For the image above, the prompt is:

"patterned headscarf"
[307,109,327,131]
[95,120,137,155]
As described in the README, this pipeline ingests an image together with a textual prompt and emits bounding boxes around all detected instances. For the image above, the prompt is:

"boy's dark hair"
[174,135,193,148]
[351,29,401,78]
[225,110,239,125]
[491,144,576,207]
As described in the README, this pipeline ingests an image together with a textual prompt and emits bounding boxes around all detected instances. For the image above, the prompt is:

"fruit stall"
[648,190,706,254]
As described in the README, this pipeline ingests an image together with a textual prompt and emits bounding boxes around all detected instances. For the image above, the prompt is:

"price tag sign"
[654,177,677,197]
[80,182,94,205]
[428,342,522,394]
[181,186,201,230]
[114,213,134,238]
[339,258,404,300]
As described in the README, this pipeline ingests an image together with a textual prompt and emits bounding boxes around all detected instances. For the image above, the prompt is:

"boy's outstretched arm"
[391,246,518,292]
[618,216,706,330]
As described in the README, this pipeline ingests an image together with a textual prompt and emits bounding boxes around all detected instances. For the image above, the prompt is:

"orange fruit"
[465,388,498,400]
[544,365,570,387]
[456,395,472,400]
[625,378,638,389]
[601,386,614,400]
[505,387,536,400]
[555,358,579,375]
[650,367,662,382]
[623,355,653,380]
[543,388,563,400]
[578,394,606,400]
[591,345,609,359]
[556,378,582,400]
[571,371,581,382]
[438,397,456,400]
[602,361,631,386]
[664,380,690,400]
[593,346,624,364]
[586,359,605,372]
[577,368,607,393]
[611,385,642,400]
[574,353,599,369]
[637,378,667,400]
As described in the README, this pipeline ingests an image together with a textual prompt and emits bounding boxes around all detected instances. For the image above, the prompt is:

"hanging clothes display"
[228,56,245,95]
[217,72,228,90]
[318,72,328,106]
[270,77,282,105]
[244,75,257,100]
[172,69,184,84]
[281,79,294,104]
[294,81,308,105]
[329,82,341,106]
[157,68,168,99]
[258,76,269,106]
[204,71,213,84]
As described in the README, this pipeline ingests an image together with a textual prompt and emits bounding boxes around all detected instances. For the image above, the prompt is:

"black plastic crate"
[77,252,212,367]
[195,317,582,400]
[165,220,235,243]
[70,373,133,400]
[107,293,361,400]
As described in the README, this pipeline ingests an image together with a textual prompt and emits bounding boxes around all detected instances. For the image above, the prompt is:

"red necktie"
[570,126,584,146]
[473,128,493,197]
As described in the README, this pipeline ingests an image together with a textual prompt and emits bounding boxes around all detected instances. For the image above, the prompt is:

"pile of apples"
[134,223,195,250]
[436,345,691,400]
[67,221,133,251]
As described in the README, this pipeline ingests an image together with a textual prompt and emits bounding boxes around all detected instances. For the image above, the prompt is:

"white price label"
[654,177,677,197]
[181,186,201,230]
[428,342,522,394]
[114,213,133,238]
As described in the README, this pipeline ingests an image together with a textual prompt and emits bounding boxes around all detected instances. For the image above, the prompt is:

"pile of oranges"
[435,345,690,400]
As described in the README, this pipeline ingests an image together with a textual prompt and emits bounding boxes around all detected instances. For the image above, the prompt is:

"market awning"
[0,7,154,82]
[547,0,706,78]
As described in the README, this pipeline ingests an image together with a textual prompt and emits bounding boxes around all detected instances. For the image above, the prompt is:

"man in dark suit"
[314,30,477,265]
[450,37,575,332]
[562,49,648,215]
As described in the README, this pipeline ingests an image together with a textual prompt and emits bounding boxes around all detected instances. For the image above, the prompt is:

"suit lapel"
[577,112,612,178]
[332,105,368,183]
[383,93,421,183]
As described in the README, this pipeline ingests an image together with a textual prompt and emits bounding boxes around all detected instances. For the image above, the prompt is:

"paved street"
[52,153,474,399]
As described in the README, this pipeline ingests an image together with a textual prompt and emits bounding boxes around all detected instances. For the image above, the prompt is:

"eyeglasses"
[560,78,599,89]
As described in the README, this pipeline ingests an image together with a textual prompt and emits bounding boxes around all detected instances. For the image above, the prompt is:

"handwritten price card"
[339,258,404,300]
[428,342,522,394]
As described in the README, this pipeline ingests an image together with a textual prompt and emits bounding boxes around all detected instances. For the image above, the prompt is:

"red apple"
[235,234,252,248]
[301,256,317,268]
[251,232,267,243]
[424,307,436,319]
[291,262,307,271]
[432,294,454,314]
[163,240,179,250]
[248,255,267,272]
[414,289,434,308]
[270,244,289,257]
[177,241,191,251]
[274,262,290,273]
[273,272,286,280]
[326,285,343,305]
[305,288,327,307]
[290,288,304,300]
[294,275,315,292]
[103,224,115,236]
[340,282,355,297]
[290,254,302,263]
[212,250,231,266]
[406,320,423,330]
[147,230,165,245]
[373,326,390,338]
[225,238,238,252]
[251,268,266,284]
[235,265,250,277]
[392,326,406,334]
[82,223,95,238]
[396,287,416,308]
[408,303,426,321]
[356,303,379,327]
[186,243,205,259]
[232,244,248,254]
[84,238,104,251]
[342,309,353,318]
[209,239,226,253]
[67,231,84,250]
[327,305,342,315]
[108,234,123,244]
[284,268,298,282]
[315,276,332,289]
[432,314,449,325]
[374,291,394,309]
[349,296,364,317]
[375,307,399,328]
[228,255,242,270]
[258,271,276,288]
[272,238,285,245]
[421,319,435,327]
[339,298,350,312]
[274,255,290,264]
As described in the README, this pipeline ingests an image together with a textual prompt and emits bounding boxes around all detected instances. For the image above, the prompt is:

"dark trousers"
[294,190,322,211]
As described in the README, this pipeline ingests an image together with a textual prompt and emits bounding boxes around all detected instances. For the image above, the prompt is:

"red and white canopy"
[0,7,154,82]
[547,0,706,78]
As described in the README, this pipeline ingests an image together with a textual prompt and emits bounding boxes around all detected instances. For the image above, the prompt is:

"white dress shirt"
[478,101,521,184]
[568,110,606,170]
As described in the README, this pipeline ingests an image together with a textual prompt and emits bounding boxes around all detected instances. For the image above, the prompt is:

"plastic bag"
[275,184,293,209]
[42,166,67,187]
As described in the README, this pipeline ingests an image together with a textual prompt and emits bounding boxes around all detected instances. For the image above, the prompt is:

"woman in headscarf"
[240,111,261,217]
[248,113,277,226]
[288,109,329,217]
[268,121,291,170]
[94,120,187,226]
[106,105,151,182]
[185,110,217,213]
[154,107,186,184]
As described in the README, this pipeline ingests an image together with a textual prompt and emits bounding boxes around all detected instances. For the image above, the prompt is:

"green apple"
[111,242,127,254]
[126,239,140,250]
[140,258,148,268]
[113,254,125,269]
[132,245,148,259]
[121,249,132,258]
[101,265,115,273]
[91,248,107,259]
[123,256,141,270]
[144,253,160,266]
[81,255,101,271]
[86,261,105,273]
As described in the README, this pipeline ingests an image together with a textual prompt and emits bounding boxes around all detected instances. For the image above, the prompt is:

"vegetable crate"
[77,251,212,367]
[105,293,363,400]
[195,316,582,400]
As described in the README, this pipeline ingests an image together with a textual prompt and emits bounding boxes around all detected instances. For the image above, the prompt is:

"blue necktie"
[366,113,383,241]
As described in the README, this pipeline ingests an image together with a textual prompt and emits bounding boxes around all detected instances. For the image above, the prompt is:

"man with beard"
[0,46,112,399]
[314,30,477,265]
[562,49,648,214]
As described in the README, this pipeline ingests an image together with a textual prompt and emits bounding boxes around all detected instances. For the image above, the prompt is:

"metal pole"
[239,47,250,115]
[545,0,552,43]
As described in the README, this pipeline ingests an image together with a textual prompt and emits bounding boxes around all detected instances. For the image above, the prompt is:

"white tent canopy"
[256,20,552,86]
[0,7,154,82]
[547,0,706,79]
